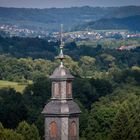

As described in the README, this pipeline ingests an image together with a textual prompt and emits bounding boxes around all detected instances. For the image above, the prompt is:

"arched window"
[50,121,57,138]
[70,121,77,137]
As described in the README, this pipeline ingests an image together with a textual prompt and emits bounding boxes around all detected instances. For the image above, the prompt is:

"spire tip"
[57,24,65,65]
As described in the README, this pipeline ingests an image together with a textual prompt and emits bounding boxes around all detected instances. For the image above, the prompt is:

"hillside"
[75,15,140,31]
[0,6,140,32]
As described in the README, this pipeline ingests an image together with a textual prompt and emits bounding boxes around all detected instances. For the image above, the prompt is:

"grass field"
[0,80,32,93]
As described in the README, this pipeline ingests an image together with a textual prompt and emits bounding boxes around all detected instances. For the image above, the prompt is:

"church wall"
[68,117,79,140]
[61,117,69,140]
[44,116,79,140]
[45,117,61,140]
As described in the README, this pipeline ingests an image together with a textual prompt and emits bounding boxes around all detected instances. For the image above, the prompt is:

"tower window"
[53,82,60,97]
[67,81,72,96]
[50,121,57,138]
[70,121,77,137]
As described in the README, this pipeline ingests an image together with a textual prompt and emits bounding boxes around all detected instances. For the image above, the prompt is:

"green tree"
[80,56,96,77]
[16,121,40,140]
[75,100,89,137]
[0,88,27,128]
[84,83,140,140]
[110,96,140,140]
[100,53,116,69]
[0,122,24,140]
[63,55,82,76]
[85,101,118,140]
[0,122,4,130]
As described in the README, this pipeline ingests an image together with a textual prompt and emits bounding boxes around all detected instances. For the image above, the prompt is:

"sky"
[0,0,140,8]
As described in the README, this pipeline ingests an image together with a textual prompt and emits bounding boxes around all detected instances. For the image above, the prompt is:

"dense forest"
[0,36,140,140]
[0,6,140,31]
[75,15,140,31]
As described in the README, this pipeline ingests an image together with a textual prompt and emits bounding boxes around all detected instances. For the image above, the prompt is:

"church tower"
[42,25,81,140]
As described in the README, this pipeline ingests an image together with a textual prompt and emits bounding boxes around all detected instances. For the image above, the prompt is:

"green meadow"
[0,80,32,93]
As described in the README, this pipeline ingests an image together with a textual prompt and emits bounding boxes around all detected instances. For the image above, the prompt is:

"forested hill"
[0,37,140,139]
[75,15,140,31]
[0,6,140,31]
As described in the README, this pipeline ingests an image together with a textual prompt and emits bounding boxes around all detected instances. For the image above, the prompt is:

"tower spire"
[60,24,64,47]
[58,24,65,67]
[42,24,81,140]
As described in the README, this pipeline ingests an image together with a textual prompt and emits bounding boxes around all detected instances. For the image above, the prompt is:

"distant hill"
[75,15,140,31]
[0,6,140,32]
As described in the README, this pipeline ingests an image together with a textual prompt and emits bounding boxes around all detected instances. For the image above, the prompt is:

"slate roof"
[42,100,81,116]
[50,65,74,80]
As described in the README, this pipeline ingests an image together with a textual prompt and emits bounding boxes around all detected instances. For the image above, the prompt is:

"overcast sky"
[0,0,140,8]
